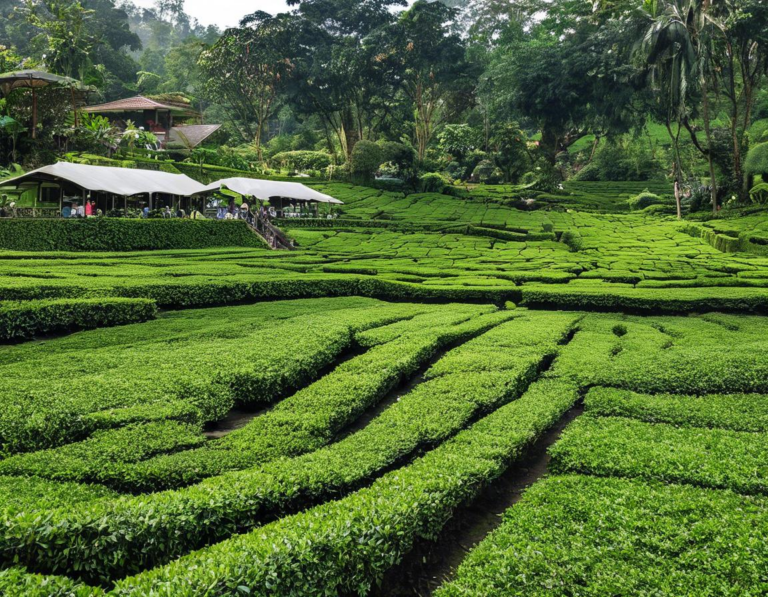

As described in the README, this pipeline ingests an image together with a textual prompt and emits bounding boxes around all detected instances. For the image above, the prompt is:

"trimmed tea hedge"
[109,378,580,595]
[437,475,768,596]
[0,219,266,251]
[0,568,100,597]
[0,298,157,341]
[550,416,768,494]
[0,299,424,456]
[520,284,768,314]
[0,312,578,583]
[92,309,511,492]
[585,387,768,432]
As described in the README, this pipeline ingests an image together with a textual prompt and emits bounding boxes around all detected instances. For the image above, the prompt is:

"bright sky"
[130,0,294,29]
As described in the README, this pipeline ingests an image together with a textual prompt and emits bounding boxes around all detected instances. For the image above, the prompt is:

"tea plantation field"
[1,182,768,595]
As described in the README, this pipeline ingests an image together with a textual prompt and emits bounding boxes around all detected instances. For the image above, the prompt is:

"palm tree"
[640,0,719,214]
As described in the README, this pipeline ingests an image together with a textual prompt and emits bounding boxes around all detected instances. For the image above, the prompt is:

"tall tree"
[283,0,405,162]
[384,0,471,163]
[639,0,697,218]
[198,11,294,159]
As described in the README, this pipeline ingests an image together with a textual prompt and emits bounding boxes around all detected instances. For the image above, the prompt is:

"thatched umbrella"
[0,70,82,138]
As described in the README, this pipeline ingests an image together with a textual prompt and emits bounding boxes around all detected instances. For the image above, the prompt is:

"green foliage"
[551,416,768,494]
[378,141,416,175]
[628,189,663,210]
[0,219,264,251]
[749,182,768,203]
[745,142,768,176]
[0,311,578,583]
[437,475,768,596]
[108,378,579,594]
[271,150,331,172]
[0,567,100,597]
[0,298,407,457]
[438,124,477,160]
[585,387,768,432]
[419,172,450,193]
[0,298,156,341]
[561,230,583,252]
[351,140,383,181]
[76,307,505,492]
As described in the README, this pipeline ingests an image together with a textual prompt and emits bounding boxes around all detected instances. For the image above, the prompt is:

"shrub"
[471,160,501,183]
[271,150,332,172]
[0,312,580,583]
[561,230,583,252]
[628,189,663,210]
[437,475,768,597]
[108,378,580,594]
[572,161,600,181]
[0,219,265,251]
[585,387,768,432]
[550,416,768,495]
[0,298,156,341]
[351,141,383,182]
[745,142,768,177]
[378,141,415,173]
[519,284,768,315]
[749,182,768,203]
[419,172,450,193]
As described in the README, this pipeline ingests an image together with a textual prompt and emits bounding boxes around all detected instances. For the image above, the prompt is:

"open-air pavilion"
[0,164,343,220]
[0,162,207,216]
[197,177,343,218]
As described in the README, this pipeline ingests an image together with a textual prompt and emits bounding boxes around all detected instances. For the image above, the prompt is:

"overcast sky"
[131,0,294,29]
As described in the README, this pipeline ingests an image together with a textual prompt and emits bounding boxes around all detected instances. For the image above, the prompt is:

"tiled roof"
[169,124,223,148]
[82,96,196,114]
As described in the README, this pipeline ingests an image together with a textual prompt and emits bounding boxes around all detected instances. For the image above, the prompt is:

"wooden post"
[59,186,63,217]
[31,88,37,139]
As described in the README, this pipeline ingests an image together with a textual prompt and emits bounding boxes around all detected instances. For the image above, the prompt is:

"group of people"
[215,199,274,223]
[62,200,98,218]
[140,205,205,220]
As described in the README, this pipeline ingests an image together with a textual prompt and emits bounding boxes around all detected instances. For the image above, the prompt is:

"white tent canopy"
[4,162,207,197]
[198,177,343,204]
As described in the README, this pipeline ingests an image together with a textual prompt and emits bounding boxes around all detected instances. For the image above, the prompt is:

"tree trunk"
[341,108,358,164]
[539,127,560,168]
[665,119,684,220]
[254,120,264,163]
[700,79,719,214]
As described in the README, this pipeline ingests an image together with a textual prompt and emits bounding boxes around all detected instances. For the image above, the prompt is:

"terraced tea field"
[1,183,768,595]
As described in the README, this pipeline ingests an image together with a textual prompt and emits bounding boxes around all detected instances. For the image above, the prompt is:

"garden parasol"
[0,70,82,138]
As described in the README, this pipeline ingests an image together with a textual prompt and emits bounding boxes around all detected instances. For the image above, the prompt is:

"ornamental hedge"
[0,219,266,252]
[0,298,156,341]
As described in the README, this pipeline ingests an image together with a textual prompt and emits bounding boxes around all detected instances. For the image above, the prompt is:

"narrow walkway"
[373,401,584,596]
[203,348,364,439]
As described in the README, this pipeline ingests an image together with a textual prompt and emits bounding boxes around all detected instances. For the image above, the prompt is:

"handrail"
[248,213,295,250]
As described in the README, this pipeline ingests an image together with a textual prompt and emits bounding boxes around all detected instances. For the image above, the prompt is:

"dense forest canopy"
[1,0,768,214]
